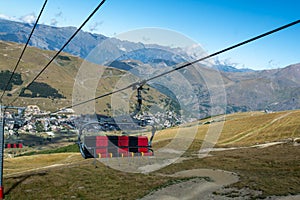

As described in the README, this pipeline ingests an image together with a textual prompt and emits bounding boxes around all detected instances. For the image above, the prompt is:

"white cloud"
[213,57,245,68]
[47,11,64,27]
[19,13,36,24]
[268,59,280,69]
[0,13,18,21]
[50,18,58,26]
[55,11,63,18]
[142,36,151,42]
[89,21,103,32]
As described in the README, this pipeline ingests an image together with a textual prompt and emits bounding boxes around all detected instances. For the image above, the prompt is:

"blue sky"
[0,0,299,70]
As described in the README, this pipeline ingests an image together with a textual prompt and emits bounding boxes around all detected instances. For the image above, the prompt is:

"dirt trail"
[275,195,300,200]
[140,169,239,200]
[141,168,300,200]
[4,153,84,178]
[270,112,291,124]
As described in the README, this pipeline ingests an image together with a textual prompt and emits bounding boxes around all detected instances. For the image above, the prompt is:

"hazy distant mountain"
[211,59,254,73]
[108,60,300,114]
[0,19,185,64]
[0,18,212,70]
[0,18,107,58]
[1,19,300,116]
[0,41,170,115]
[212,64,254,73]
[223,63,300,111]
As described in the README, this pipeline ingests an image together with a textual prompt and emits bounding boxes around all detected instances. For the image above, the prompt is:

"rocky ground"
[140,168,300,200]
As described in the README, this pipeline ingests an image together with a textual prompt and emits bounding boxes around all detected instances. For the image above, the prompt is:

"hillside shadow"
[4,171,47,196]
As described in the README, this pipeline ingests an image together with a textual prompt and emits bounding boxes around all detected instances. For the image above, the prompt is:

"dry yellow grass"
[218,110,300,146]
[0,41,168,113]
[4,154,178,200]
[152,110,300,148]
[4,153,83,176]
[2,110,300,199]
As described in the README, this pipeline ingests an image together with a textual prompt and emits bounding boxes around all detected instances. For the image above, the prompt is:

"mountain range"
[106,59,300,116]
[0,18,246,72]
[0,40,170,115]
[0,18,299,117]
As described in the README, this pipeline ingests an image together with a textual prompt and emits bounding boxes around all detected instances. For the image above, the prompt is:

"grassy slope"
[3,110,300,199]
[4,154,177,200]
[153,110,300,147]
[218,110,300,146]
[0,41,167,114]
[157,143,300,198]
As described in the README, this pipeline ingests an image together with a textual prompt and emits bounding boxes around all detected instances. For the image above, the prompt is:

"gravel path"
[140,169,239,200]
[140,169,300,200]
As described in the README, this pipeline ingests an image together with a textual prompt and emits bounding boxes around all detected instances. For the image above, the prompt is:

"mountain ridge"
[110,59,300,113]
[0,19,299,115]
[0,40,170,115]
[1,18,248,73]
[0,18,107,58]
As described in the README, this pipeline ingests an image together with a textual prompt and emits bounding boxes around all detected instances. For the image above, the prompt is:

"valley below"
[3,110,300,199]
[0,17,299,200]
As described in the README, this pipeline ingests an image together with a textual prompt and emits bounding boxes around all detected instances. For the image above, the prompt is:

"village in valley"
[3,104,182,155]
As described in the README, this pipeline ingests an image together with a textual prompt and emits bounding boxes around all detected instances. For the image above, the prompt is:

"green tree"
[0,70,23,91]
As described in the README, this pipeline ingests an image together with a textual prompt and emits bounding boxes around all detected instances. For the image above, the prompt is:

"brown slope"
[0,41,168,114]
[224,63,300,111]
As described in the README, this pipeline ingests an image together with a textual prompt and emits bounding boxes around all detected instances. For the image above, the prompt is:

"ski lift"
[78,84,156,159]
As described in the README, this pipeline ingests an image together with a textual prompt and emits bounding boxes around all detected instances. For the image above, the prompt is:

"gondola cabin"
[78,85,155,159]
[80,135,153,159]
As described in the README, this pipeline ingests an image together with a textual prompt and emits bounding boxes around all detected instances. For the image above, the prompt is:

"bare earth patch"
[140,169,239,200]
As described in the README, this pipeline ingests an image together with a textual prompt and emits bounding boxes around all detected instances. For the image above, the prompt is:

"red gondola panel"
[118,136,129,155]
[138,136,149,153]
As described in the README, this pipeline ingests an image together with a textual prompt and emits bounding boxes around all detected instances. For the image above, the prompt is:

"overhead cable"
[63,19,300,111]
[0,0,48,101]
[7,0,107,106]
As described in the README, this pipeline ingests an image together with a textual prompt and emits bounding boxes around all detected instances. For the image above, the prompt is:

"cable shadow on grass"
[4,171,47,196]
